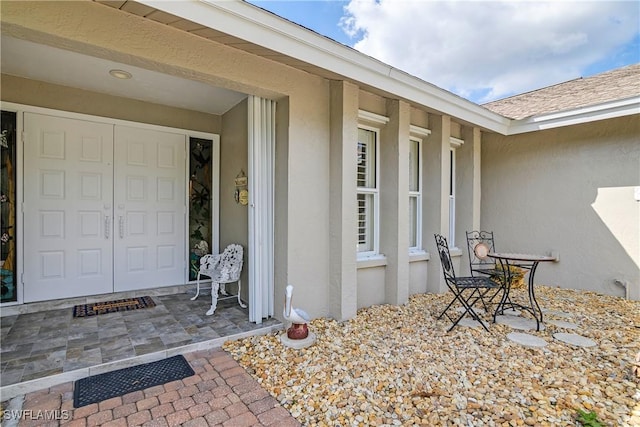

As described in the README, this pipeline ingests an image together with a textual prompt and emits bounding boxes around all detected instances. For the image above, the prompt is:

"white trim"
[409,250,430,262]
[0,101,218,306]
[356,254,387,269]
[449,146,457,247]
[140,0,509,133]
[356,125,380,257]
[358,109,390,125]
[247,96,275,324]
[168,0,635,133]
[408,136,422,251]
[449,136,464,147]
[507,96,640,134]
[410,125,432,137]
[0,102,201,136]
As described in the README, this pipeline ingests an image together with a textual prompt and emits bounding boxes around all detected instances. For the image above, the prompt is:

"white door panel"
[114,126,186,291]
[23,113,114,302]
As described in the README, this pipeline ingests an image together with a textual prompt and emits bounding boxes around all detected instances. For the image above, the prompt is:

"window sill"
[409,250,430,262]
[449,247,463,257]
[357,254,387,269]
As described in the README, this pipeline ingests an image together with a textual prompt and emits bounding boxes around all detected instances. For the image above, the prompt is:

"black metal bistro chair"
[466,230,503,304]
[466,230,500,277]
[434,234,501,331]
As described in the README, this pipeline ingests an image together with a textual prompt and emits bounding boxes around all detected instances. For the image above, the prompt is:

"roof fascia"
[137,0,510,134]
[506,96,640,135]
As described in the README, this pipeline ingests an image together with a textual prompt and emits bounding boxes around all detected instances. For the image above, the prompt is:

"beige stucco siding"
[220,99,249,301]
[1,74,221,133]
[482,115,640,299]
[284,83,332,320]
[1,0,334,319]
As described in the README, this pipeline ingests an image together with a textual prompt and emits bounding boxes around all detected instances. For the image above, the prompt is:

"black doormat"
[72,296,155,317]
[73,355,195,408]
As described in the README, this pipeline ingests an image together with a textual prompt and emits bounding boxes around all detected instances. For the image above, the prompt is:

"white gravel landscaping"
[224,286,640,426]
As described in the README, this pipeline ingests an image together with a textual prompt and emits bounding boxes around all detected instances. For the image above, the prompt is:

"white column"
[423,114,451,293]
[380,99,410,305]
[329,81,359,321]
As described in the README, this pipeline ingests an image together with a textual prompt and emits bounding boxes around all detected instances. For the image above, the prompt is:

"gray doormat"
[73,355,195,407]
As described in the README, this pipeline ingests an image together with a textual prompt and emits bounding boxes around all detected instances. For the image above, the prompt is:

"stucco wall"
[409,260,428,295]
[1,0,333,320]
[1,74,221,133]
[1,0,486,320]
[220,99,249,300]
[357,266,387,308]
[482,115,640,299]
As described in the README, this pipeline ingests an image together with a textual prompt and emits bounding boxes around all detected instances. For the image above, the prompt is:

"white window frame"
[409,136,422,252]
[357,125,380,258]
[408,125,430,255]
[449,136,464,248]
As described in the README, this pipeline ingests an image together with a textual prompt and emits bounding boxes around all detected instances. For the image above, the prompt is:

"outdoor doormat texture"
[73,355,195,407]
[72,296,155,317]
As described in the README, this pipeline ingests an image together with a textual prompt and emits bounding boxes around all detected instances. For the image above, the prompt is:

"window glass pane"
[357,193,374,252]
[409,139,419,192]
[449,149,454,196]
[1,110,17,302]
[189,137,213,281]
[409,196,417,248]
[357,128,376,188]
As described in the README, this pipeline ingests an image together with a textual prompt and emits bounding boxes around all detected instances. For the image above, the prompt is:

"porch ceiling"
[0,0,347,116]
[1,35,246,116]
[90,1,434,117]
[0,0,494,126]
[95,0,349,81]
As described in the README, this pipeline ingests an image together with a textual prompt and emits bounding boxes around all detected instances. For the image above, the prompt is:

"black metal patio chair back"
[434,233,501,332]
[466,230,498,277]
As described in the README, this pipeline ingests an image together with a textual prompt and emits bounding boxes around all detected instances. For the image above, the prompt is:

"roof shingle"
[482,63,640,119]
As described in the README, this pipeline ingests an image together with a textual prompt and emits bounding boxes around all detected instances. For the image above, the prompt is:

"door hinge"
[21,131,25,143]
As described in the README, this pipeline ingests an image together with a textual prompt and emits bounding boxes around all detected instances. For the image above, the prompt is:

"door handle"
[119,216,124,239]
[105,215,110,239]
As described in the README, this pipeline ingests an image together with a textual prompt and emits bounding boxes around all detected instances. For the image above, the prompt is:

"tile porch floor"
[0,289,281,399]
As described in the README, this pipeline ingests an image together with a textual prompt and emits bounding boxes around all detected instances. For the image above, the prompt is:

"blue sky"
[249,0,639,103]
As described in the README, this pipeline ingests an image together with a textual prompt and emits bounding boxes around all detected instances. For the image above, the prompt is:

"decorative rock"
[223,286,638,426]
[456,306,485,315]
[457,318,485,328]
[542,309,574,319]
[546,319,579,329]
[507,332,548,347]
[553,333,596,348]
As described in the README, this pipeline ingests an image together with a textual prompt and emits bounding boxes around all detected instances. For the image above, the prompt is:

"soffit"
[96,1,639,134]
[95,1,452,118]
[96,0,348,81]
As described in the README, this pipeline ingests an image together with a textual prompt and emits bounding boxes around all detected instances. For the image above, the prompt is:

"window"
[189,137,214,281]
[409,137,421,250]
[1,110,17,302]
[448,137,463,247]
[357,127,378,255]
[449,147,456,246]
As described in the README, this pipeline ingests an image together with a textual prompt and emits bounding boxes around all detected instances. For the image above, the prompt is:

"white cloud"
[340,0,639,102]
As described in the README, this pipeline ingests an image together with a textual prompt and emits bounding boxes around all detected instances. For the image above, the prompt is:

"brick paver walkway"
[9,348,300,427]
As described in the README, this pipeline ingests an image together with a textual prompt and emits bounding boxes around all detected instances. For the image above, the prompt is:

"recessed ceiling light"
[109,69,132,79]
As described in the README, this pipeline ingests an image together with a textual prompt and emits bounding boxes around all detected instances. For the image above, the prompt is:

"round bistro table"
[488,253,555,331]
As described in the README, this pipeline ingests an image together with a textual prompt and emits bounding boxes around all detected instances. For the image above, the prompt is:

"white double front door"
[23,113,186,302]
